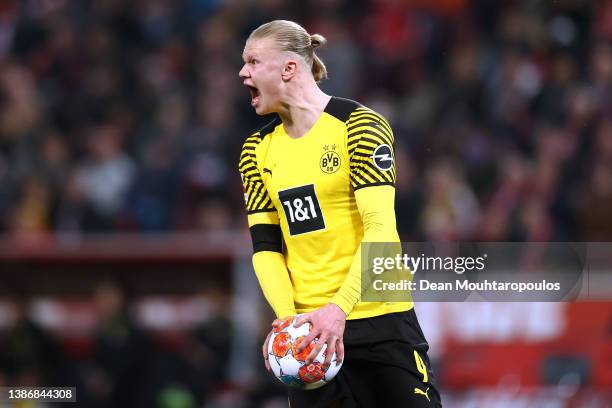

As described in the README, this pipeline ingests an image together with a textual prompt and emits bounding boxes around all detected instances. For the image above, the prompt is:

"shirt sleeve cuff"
[329,297,352,316]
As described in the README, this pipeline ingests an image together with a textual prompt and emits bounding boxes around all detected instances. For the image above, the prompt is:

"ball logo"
[371,144,394,171]
[299,362,325,383]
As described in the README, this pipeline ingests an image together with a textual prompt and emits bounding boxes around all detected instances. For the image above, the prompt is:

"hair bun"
[310,34,327,49]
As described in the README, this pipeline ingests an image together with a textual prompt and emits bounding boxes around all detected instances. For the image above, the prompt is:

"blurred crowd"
[0,281,290,408]
[0,0,611,242]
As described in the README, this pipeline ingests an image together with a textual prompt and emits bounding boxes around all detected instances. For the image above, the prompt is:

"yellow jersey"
[239,97,412,320]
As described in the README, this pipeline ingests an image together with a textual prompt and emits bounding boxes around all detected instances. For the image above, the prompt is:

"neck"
[277,82,331,139]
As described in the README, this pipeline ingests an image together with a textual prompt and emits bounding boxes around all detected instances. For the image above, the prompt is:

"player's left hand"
[295,303,346,369]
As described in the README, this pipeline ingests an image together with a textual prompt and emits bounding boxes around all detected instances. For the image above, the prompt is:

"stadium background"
[0,0,611,407]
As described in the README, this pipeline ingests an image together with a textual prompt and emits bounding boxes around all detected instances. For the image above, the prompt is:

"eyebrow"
[242,52,257,62]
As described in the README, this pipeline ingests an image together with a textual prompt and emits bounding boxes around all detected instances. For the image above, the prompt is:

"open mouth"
[247,85,260,106]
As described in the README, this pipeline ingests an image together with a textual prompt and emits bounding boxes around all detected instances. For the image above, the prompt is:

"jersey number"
[278,184,325,235]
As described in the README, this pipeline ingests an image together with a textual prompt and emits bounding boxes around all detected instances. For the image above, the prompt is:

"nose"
[239,64,250,79]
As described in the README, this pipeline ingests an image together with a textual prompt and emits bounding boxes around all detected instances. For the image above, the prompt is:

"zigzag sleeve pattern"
[238,133,275,214]
[346,108,397,190]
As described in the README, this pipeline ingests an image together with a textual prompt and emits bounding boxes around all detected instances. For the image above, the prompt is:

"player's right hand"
[262,318,286,372]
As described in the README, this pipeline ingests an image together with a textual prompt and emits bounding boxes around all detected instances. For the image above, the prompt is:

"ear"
[281,59,298,81]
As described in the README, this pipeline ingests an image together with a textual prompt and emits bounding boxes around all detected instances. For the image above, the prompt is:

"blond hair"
[249,20,328,82]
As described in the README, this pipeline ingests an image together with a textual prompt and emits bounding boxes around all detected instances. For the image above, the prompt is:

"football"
[267,316,343,389]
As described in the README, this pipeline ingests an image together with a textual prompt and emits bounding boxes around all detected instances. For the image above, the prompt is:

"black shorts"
[288,309,442,408]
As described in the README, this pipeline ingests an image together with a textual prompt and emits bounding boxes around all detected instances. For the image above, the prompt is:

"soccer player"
[238,20,442,407]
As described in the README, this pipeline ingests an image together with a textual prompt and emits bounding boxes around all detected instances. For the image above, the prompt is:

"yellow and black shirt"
[239,97,412,320]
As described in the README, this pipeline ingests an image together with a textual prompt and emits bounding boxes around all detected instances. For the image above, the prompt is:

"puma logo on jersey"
[414,387,430,401]
[263,168,272,176]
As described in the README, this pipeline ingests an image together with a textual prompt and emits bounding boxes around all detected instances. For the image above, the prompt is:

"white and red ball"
[267,316,343,389]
